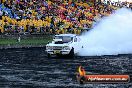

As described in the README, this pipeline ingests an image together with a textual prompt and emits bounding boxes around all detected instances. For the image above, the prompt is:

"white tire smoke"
[78,8,132,56]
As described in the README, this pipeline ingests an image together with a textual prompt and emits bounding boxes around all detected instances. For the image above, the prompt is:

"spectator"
[0,0,131,35]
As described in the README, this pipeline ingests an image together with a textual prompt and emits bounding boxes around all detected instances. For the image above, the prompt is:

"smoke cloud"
[78,8,132,56]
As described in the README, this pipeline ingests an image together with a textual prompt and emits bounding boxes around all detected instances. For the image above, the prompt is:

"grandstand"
[0,0,131,35]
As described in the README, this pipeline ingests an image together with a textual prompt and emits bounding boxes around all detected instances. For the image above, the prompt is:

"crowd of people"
[0,0,131,35]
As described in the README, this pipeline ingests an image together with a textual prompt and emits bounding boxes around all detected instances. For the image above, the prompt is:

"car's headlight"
[46,46,52,50]
[63,46,70,50]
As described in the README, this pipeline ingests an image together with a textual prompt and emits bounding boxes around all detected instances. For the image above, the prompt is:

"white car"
[45,34,81,58]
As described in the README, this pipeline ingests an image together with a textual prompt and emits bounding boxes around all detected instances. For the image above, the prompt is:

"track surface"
[0,47,132,88]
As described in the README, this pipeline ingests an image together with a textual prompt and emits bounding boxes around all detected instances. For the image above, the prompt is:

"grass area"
[0,36,53,46]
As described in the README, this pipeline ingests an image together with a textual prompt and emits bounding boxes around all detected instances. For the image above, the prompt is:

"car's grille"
[53,46,63,50]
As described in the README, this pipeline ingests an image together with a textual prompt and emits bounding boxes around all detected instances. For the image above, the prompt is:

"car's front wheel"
[69,48,74,58]
[47,53,51,58]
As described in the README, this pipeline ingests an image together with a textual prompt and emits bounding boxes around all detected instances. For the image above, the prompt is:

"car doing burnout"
[45,34,81,57]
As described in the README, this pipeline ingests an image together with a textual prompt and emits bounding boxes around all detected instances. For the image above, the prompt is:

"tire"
[47,53,51,58]
[69,48,74,58]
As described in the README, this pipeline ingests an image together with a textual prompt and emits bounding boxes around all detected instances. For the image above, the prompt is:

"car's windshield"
[54,36,72,43]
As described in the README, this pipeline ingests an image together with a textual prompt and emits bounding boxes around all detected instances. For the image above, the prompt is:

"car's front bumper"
[45,50,70,55]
